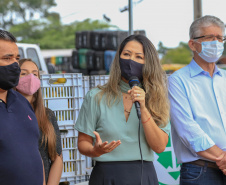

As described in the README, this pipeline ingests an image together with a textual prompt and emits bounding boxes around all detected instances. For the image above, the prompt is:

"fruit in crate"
[60,87,65,97]
[51,90,57,97]
[57,78,66,83]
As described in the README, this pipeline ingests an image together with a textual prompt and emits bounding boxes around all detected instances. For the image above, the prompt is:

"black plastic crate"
[91,31,101,50]
[99,32,108,50]
[94,51,105,70]
[82,31,92,49]
[100,31,128,50]
[71,50,79,69]
[116,31,128,46]
[86,50,95,70]
[62,56,71,72]
[75,32,83,49]
[89,70,107,75]
[79,69,89,75]
[68,68,80,73]
[134,30,146,36]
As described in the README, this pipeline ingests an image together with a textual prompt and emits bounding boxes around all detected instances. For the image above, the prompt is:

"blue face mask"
[196,40,224,63]
[119,58,144,82]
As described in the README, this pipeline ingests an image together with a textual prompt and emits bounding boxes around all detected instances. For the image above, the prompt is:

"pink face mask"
[16,73,41,95]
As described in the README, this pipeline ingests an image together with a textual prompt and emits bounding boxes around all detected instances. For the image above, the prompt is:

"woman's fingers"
[102,140,121,153]
[108,140,121,152]
[128,87,145,98]
[221,169,226,175]
[93,131,105,153]
[128,87,145,105]
[99,141,108,149]
[107,140,121,148]
[93,131,121,155]
[93,131,102,144]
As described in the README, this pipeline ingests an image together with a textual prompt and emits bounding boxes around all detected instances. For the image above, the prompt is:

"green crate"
[78,49,89,69]
[56,56,63,66]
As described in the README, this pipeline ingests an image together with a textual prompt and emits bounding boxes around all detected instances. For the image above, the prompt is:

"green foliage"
[158,41,168,55]
[10,20,46,40]
[0,0,56,28]
[161,42,193,64]
[10,16,114,49]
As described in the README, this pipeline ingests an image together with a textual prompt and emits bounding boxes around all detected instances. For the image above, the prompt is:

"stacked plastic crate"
[40,73,92,185]
[72,30,131,76]
[89,75,110,89]
[82,76,90,97]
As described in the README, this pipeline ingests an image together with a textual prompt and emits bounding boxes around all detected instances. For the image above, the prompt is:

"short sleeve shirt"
[0,89,43,185]
[75,81,170,162]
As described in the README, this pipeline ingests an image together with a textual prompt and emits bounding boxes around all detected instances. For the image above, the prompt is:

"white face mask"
[195,40,224,63]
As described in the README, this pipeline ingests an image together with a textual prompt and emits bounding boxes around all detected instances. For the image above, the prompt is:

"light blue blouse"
[75,80,170,162]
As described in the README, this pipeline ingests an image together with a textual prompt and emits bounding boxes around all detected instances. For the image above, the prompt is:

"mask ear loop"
[193,39,202,55]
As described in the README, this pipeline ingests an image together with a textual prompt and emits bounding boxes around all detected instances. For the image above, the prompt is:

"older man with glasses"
[168,15,226,185]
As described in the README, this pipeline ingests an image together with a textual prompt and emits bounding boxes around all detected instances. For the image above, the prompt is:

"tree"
[161,42,192,64]
[158,41,168,55]
[0,0,56,29]
[10,16,115,49]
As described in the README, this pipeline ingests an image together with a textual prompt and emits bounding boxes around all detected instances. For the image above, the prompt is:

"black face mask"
[0,62,21,90]
[119,58,144,82]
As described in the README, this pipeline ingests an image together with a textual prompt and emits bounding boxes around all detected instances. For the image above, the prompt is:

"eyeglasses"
[193,34,226,42]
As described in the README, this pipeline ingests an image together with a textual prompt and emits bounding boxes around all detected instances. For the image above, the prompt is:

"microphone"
[128,76,141,119]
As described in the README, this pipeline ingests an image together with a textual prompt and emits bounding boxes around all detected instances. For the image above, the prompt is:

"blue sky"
[50,0,226,49]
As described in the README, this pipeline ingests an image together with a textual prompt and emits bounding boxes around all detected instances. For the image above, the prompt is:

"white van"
[17,43,49,74]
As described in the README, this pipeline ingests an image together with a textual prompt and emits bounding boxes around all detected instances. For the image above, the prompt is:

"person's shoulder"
[219,68,226,77]
[11,89,26,100]
[45,107,59,128]
[11,89,31,106]
[168,65,190,81]
[86,87,101,98]
[45,107,54,117]
[10,90,35,113]
[45,107,56,122]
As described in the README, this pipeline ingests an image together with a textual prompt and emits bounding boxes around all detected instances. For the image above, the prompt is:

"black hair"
[0,29,17,42]
[119,34,149,56]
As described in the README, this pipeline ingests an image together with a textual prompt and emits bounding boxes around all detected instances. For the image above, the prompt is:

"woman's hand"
[128,86,146,110]
[93,131,121,157]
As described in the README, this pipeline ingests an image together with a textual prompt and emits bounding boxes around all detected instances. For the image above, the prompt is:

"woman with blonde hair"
[75,34,170,185]
[16,58,63,185]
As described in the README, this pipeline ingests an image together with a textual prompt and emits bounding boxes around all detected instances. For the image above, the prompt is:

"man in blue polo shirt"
[0,30,44,185]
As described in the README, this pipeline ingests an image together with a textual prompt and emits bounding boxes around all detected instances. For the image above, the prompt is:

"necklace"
[123,93,132,115]
[124,109,130,114]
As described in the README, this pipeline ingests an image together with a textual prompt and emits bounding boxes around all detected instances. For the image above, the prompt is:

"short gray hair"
[189,15,225,39]
[0,29,17,42]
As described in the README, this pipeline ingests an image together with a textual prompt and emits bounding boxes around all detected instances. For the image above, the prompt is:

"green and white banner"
[153,133,180,185]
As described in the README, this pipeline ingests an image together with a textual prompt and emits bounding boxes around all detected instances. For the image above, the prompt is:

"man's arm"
[197,145,224,161]
[168,76,224,160]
